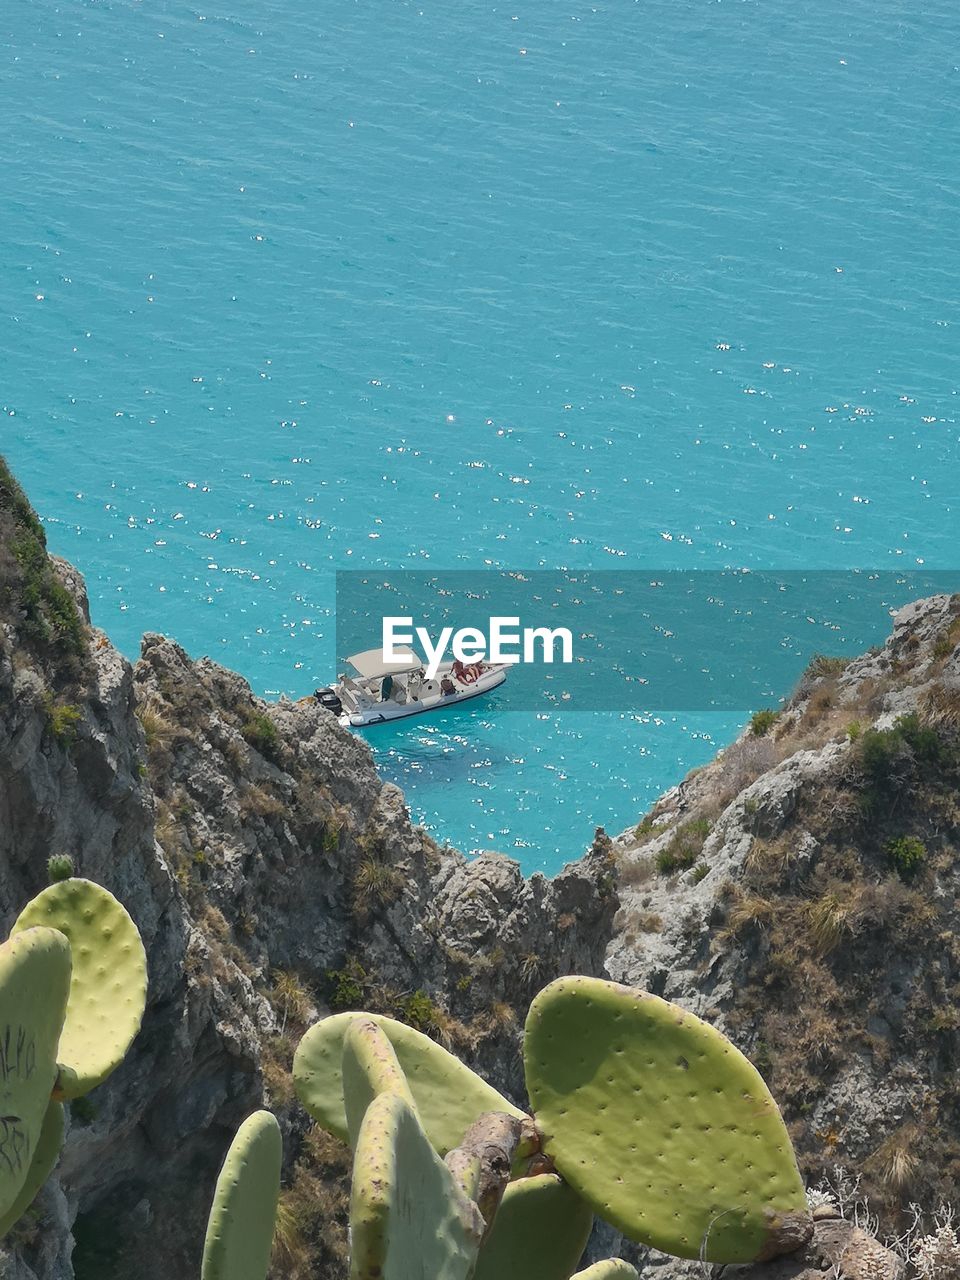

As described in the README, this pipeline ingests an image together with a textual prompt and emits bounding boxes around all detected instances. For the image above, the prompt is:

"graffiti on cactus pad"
[0,1115,27,1175]
[0,1025,38,1174]
[0,1024,37,1085]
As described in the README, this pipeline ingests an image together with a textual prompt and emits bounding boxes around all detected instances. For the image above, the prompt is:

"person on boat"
[380,673,394,702]
[440,675,457,696]
[452,658,482,684]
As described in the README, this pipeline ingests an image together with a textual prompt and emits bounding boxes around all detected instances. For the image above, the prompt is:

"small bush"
[714,735,777,805]
[691,862,709,885]
[618,855,655,887]
[240,711,280,757]
[655,818,711,874]
[896,711,943,761]
[1,457,87,671]
[749,708,780,737]
[634,814,657,841]
[271,970,313,1032]
[856,714,943,801]
[46,854,74,883]
[399,990,445,1035]
[136,704,175,751]
[269,1127,351,1280]
[656,845,696,874]
[241,783,284,818]
[327,959,368,1010]
[805,654,848,679]
[886,835,926,879]
[723,893,775,938]
[354,858,404,908]
[44,696,82,744]
[918,684,960,731]
[912,1208,960,1280]
[931,615,960,662]
[806,892,856,956]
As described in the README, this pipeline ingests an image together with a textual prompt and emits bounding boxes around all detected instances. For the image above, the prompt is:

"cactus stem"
[444,1111,522,1230]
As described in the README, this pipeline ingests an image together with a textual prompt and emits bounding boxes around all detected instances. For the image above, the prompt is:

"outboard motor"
[315,686,343,716]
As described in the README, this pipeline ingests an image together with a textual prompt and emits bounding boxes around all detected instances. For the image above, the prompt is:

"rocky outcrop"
[723,1216,905,1280]
[609,591,960,1231]
[3,455,958,1280]
[0,466,618,1280]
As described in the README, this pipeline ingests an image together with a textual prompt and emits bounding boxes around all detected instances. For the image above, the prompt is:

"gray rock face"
[720,1218,904,1280]
[604,591,960,1277]
[0,560,617,1280]
[3,482,957,1280]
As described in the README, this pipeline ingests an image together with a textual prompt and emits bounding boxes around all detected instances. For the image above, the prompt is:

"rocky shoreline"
[0,460,616,1277]
[2,458,960,1279]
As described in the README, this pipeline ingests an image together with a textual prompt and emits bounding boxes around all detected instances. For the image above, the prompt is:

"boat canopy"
[346,648,421,680]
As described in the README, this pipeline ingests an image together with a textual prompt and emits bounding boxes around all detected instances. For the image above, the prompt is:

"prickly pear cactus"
[0,928,71,1220]
[294,1011,524,1154]
[201,1110,282,1280]
[472,1173,593,1280]
[342,1017,417,1148]
[572,1263,639,1280]
[12,879,147,1099]
[523,977,810,1263]
[0,1100,64,1239]
[350,1090,483,1280]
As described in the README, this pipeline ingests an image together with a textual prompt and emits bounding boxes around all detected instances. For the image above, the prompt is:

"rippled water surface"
[3,0,959,870]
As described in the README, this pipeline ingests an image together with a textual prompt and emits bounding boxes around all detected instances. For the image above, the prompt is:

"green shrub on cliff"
[749,708,780,737]
[655,817,711,874]
[43,695,82,744]
[0,455,86,676]
[886,835,926,879]
[240,711,280,759]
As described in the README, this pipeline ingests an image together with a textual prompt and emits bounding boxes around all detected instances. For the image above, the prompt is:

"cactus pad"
[0,1100,65,1239]
[12,879,147,1099]
[294,1011,523,1154]
[0,928,71,1220]
[350,1090,482,1280]
[472,1173,593,1280]
[201,1110,282,1280]
[572,1264,639,1280]
[523,977,809,1262]
[342,1017,417,1148]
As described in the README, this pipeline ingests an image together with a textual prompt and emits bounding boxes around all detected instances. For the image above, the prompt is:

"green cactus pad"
[472,1174,593,1280]
[523,977,809,1263]
[294,1011,524,1154]
[0,928,71,1221]
[572,1263,639,1280]
[342,1018,417,1149]
[0,1100,65,1239]
[350,1090,482,1280]
[12,879,147,1099]
[201,1110,282,1280]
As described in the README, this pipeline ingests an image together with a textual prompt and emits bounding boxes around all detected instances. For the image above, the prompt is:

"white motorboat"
[315,647,508,727]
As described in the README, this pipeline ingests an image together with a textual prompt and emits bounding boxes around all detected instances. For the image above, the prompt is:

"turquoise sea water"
[3,0,959,872]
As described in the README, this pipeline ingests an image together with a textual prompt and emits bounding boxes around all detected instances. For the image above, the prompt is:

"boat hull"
[337,664,507,727]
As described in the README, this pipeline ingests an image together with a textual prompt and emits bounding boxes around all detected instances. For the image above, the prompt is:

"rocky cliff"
[0,459,617,1279]
[609,592,960,1244]
[2,453,958,1280]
